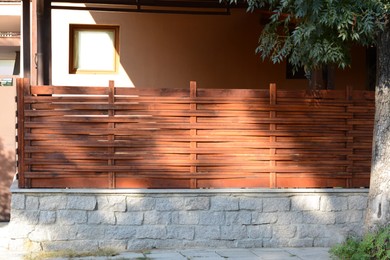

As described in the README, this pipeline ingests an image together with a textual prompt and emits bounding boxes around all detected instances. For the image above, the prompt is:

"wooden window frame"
[69,24,119,74]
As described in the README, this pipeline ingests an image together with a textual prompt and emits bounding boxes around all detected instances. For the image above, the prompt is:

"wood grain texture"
[17,80,375,188]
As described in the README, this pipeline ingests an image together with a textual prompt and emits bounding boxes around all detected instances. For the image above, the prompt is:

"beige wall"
[52,9,369,90]
[0,85,16,221]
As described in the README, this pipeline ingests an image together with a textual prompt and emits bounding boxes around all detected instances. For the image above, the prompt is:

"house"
[0,0,20,221]
[22,0,373,89]
[3,0,374,252]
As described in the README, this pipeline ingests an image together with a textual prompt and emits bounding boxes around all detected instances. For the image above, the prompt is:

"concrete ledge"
[11,181,369,195]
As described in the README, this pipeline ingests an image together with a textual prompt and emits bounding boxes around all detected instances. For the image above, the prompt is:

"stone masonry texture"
[7,189,368,252]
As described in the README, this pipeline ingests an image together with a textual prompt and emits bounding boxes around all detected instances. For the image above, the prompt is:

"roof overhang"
[51,0,247,15]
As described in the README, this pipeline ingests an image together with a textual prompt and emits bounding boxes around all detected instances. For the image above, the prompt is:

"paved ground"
[0,247,332,260]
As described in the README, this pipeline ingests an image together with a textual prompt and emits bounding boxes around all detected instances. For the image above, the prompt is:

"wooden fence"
[16,78,374,189]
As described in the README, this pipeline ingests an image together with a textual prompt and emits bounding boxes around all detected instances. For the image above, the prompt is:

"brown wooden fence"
[16,78,374,189]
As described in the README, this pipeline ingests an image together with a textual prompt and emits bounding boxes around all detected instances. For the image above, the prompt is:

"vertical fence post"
[269,83,277,188]
[16,78,30,188]
[190,81,197,189]
[108,80,116,188]
[346,85,354,188]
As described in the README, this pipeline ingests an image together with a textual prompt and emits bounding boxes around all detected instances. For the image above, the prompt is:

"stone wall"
[7,182,368,252]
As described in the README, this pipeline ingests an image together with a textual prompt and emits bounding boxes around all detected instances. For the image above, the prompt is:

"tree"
[232,0,390,231]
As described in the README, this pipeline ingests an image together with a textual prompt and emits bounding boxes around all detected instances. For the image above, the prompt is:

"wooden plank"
[31,85,109,95]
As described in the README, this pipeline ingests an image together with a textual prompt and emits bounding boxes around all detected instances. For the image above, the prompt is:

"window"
[69,24,119,74]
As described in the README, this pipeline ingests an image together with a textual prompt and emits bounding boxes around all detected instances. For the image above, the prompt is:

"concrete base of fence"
[8,181,368,252]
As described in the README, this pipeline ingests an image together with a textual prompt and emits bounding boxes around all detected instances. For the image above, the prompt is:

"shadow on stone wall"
[0,138,15,222]
[8,190,368,252]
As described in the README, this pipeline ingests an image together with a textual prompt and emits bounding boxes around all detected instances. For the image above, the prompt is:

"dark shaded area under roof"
[51,0,248,15]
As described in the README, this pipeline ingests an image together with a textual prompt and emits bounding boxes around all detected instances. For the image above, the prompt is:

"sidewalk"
[0,247,332,260]
[120,247,332,260]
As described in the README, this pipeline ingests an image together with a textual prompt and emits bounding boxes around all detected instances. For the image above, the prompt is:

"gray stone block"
[314,237,342,247]
[320,196,348,211]
[39,210,56,224]
[221,225,247,240]
[302,212,336,224]
[39,195,67,210]
[96,195,126,212]
[211,196,239,211]
[136,225,167,239]
[127,239,157,250]
[195,225,221,239]
[57,209,87,224]
[239,197,262,211]
[340,223,365,238]
[184,197,210,210]
[263,197,290,212]
[67,196,96,210]
[144,211,172,225]
[225,211,252,225]
[155,197,185,211]
[273,225,297,239]
[29,225,77,241]
[251,212,278,224]
[11,194,25,210]
[105,225,137,239]
[10,209,39,225]
[25,196,39,210]
[287,238,314,247]
[75,225,105,239]
[98,240,127,251]
[263,237,291,247]
[115,211,143,225]
[291,196,320,211]
[247,225,272,239]
[199,211,225,225]
[166,225,195,240]
[42,240,99,252]
[87,211,116,225]
[127,197,155,211]
[277,211,303,224]
[348,195,368,210]
[234,239,263,248]
[177,211,199,225]
[335,210,363,224]
[297,224,329,239]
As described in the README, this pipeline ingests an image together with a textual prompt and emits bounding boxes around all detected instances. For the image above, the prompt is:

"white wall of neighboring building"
[52,9,136,87]
[0,1,20,221]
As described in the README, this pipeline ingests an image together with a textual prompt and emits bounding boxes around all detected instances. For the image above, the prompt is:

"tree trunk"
[364,23,390,232]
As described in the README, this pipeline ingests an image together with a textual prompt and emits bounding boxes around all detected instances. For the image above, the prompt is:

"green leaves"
[247,0,389,71]
[330,225,390,260]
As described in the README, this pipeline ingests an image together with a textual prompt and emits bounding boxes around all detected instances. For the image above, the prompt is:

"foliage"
[330,225,390,260]
[228,0,389,72]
